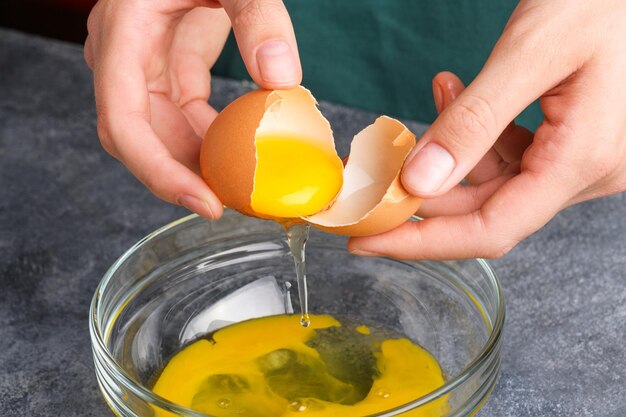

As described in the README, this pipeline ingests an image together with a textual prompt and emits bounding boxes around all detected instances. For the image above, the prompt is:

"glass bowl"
[90,210,504,417]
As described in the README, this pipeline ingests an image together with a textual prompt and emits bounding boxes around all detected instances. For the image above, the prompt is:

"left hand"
[84,0,301,219]
[349,0,626,260]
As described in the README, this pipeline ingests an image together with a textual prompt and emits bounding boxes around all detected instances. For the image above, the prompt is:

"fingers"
[401,24,577,198]
[432,71,463,113]
[418,71,525,217]
[168,7,231,136]
[148,93,206,173]
[417,174,515,217]
[350,2,626,261]
[465,124,531,184]
[107,112,224,219]
[97,65,223,218]
[90,3,223,218]
[493,123,533,163]
[431,72,509,186]
[349,167,571,260]
[220,0,301,89]
[430,71,526,186]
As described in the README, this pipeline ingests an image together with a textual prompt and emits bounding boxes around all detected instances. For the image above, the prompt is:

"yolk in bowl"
[250,136,343,218]
[152,314,449,417]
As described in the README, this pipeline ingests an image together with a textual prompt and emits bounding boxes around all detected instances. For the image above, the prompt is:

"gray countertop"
[0,29,624,417]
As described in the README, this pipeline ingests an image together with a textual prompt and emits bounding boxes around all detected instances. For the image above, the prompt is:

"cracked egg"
[200,86,422,237]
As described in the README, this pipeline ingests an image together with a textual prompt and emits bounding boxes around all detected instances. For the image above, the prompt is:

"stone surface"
[0,29,625,416]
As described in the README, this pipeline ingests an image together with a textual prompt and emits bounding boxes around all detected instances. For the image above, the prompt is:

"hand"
[350,0,626,260]
[84,0,301,219]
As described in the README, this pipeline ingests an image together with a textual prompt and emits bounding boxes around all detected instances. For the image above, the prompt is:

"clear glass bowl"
[90,211,504,417]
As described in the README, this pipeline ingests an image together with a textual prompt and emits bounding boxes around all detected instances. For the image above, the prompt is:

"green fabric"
[213,1,543,130]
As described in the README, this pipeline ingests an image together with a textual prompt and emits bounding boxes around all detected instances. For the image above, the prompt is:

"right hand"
[84,0,301,219]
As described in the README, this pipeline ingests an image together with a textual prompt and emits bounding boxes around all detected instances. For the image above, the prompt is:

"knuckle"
[233,0,264,27]
[175,65,212,108]
[138,154,172,202]
[83,44,94,70]
[142,172,159,196]
[472,210,517,259]
[140,165,173,204]
[546,123,619,186]
[592,156,619,183]
[456,95,496,135]
[87,3,99,34]
[86,10,97,34]
[86,0,105,34]
[591,144,622,180]
[443,95,497,147]
[485,241,517,259]
[96,123,115,156]
[233,0,285,28]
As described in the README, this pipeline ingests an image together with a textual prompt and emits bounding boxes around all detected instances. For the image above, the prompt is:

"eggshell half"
[305,116,422,236]
[200,87,337,218]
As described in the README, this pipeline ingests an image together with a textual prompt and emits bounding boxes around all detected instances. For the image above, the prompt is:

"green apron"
[213,1,542,129]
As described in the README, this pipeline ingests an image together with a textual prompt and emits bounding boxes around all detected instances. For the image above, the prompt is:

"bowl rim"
[89,213,505,416]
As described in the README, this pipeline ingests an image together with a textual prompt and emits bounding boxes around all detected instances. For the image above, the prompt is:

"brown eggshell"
[200,89,271,215]
[305,116,422,236]
[200,87,336,218]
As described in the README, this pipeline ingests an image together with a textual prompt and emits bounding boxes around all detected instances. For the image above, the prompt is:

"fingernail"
[442,81,459,109]
[256,40,299,85]
[178,195,215,219]
[433,81,444,114]
[349,248,379,257]
[403,142,455,194]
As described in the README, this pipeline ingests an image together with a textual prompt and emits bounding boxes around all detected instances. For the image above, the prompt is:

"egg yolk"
[251,136,343,218]
[152,314,449,417]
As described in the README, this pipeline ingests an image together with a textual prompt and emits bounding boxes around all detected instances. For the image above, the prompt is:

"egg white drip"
[306,116,413,226]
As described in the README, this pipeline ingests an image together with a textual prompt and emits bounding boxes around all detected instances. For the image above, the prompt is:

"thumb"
[220,0,302,89]
[401,28,576,197]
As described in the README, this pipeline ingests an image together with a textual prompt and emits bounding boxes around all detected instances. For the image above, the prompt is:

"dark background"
[0,0,93,43]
